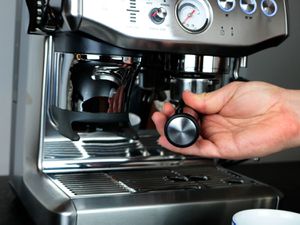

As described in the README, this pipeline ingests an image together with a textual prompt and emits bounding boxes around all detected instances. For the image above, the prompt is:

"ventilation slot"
[83,141,143,157]
[50,172,132,196]
[44,141,82,159]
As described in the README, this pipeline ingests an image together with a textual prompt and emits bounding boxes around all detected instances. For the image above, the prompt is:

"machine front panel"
[62,0,288,55]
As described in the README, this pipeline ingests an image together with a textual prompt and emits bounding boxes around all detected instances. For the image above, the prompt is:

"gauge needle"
[182,9,196,24]
[151,10,158,17]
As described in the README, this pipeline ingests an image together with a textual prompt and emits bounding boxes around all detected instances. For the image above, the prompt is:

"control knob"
[240,0,257,15]
[261,0,278,17]
[217,0,236,12]
[150,7,167,24]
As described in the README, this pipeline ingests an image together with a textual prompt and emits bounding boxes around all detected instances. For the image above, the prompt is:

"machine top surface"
[28,0,288,56]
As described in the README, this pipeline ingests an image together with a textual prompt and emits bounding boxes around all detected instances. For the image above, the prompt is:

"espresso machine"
[10,0,288,224]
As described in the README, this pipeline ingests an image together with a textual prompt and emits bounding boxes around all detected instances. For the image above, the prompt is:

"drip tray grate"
[49,167,251,197]
[49,172,132,196]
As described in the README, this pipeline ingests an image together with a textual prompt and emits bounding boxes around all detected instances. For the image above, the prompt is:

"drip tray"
[48,166,253,198]
[42,131,190,172]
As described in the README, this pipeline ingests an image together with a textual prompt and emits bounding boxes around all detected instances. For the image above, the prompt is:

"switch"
[261,0,278,17]
[218,0,236,12]
[150,7,167,24]
[240,0,257,15]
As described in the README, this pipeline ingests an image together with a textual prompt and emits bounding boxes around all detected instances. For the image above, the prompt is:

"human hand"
[152,81,300,160]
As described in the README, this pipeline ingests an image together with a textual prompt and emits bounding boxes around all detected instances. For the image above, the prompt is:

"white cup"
[232,209,300,225]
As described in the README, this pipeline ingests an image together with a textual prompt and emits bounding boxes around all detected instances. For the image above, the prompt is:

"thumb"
[182,82,241,114]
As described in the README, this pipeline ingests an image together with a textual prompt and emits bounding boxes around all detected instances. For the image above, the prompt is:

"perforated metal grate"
[50,172,131,196]
[83,141,142,157]
[109,169,202,192]
[49,167,251,197]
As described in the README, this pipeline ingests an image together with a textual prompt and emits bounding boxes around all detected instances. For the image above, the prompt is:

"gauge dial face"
[176,0,212,33]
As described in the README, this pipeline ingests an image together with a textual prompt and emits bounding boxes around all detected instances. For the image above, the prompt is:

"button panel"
[70,0,288,56]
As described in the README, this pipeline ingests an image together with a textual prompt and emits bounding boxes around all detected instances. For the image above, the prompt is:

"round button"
[261,0,278,17]
[150,7,167,24]
[217,0,236,13]
[240,0,257,15]
[164,113,199,148]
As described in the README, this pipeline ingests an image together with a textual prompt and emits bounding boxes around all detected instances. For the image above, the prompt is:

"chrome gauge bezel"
[175,0,213,34]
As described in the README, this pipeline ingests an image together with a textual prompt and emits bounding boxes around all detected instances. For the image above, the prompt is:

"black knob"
[164,113,200,148]
[150,7,167,24]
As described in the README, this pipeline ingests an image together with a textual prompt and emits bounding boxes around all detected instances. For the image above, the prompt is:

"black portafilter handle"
[164,99,200,148]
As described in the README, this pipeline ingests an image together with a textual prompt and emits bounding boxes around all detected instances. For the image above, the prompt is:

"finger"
[107,98,112,113]
[182,82,241,114]
[183,106,199,120]
[158,136,222,158]
[162,102,175,116]
[152,103,175,136]
[151,112,168,136]
[118,88,124,112]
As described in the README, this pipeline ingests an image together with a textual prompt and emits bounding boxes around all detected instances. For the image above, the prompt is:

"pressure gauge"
[176,0,212,33]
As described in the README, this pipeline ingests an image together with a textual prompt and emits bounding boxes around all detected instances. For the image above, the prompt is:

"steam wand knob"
[164,100,200,148]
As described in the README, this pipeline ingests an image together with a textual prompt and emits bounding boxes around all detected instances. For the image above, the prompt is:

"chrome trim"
[178,55,230,74]
[240,56,248,68]
[283,0,289,36]
[52,52,74,112]
[55,53,74,111]
[38,36,54,171]
[62,0,83,30]
[43,160,205,173]
[170,77,218,102]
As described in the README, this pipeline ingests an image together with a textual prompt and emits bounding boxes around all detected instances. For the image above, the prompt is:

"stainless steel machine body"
[10,0,288,225]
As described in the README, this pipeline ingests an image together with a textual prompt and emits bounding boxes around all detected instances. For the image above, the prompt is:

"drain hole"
[223,178,244,185]
[187,175,209,181]
[166,176,189,182]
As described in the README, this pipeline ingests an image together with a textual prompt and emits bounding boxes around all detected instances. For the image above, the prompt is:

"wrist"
[282,88,300,147]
